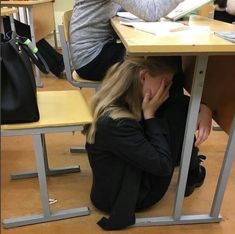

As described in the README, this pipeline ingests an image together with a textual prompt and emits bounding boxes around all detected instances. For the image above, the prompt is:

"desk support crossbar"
[135,214,221,226]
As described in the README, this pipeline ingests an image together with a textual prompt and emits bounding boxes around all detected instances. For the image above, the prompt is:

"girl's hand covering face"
[142,78,172,119]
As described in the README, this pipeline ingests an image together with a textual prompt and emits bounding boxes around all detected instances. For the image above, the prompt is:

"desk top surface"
[1,0,53,7]
[1,90,93,130]
[1,8,17,16]
[111,15,235,55]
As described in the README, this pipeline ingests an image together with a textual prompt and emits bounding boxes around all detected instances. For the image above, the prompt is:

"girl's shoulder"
[97,115,141,131]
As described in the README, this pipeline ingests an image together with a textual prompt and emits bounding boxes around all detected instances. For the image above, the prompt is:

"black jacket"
[86,115,172,230]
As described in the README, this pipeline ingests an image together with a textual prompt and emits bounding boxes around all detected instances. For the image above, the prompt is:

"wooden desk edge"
[1,8,17,16]
[1,0,53,7]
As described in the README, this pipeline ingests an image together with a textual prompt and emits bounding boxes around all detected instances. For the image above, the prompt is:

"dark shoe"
[185,155,206,197]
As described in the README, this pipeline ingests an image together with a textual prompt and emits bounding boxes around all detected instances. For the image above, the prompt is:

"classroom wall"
[54,0,74,28]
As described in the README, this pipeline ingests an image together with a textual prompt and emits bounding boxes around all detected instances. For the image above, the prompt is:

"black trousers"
[136,95,200,210]
[214,10,235,24]
[76,41,125,81]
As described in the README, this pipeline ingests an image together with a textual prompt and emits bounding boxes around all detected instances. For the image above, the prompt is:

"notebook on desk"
[119,21,189,35]
[166,0,213,21]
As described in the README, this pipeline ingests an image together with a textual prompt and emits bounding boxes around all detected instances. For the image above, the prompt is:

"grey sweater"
[70,0,183,70]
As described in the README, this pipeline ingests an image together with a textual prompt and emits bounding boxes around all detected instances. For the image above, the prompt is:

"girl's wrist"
[143,111,155,120]
[200,103,212,114]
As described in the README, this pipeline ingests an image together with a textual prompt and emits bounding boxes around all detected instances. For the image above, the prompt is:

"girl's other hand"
[195,104,212,146]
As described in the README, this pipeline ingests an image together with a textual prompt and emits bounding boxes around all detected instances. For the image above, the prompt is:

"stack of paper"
[120,21,189,35]
[116,12,140,20]
[214,32,235,43]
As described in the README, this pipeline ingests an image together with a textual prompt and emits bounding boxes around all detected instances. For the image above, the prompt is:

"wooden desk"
[1,8,17,16]
[111,15,235,227]
[1,0,56,87]
[1,8,17,31]
[1,90,92,228]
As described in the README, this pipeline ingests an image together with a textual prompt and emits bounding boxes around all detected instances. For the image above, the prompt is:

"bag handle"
[19,38,50,74]
[1,32,50,74]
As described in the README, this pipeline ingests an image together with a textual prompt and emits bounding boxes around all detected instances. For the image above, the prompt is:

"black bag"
[1,32,49,124]
[3,17,65,77]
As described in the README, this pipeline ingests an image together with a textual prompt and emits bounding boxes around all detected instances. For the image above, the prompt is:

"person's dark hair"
[214,0,227,8]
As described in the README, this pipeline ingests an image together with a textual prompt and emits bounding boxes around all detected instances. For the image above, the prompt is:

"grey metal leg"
[9,15,16,31]
[135,214,221,227]
[11,133,81,180]
[213,126,222,131]
[53,29,58,49]
[173,55,209,219]
[134,55,223,227]
[27,7,43,87]
[3,134,90,228]
[58,25,73,84]
[70,146,87,154]
[210,117,235,217]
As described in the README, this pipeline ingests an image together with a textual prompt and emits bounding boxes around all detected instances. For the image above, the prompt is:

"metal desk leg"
[173,55,209,219]
[210,117,235,217]
[11,133,81,180]
[70,146,87,154]
[53,29,58,49]
[27,7,43,87]
[3,134,90,228]
[135,55,222,227]
[9,15,16,31]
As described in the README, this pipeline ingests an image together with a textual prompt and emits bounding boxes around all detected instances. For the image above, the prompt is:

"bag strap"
[19,38,49,74]
[1,32,50,74]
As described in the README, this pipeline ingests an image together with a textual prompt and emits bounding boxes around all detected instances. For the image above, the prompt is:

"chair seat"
[72,71,100,84]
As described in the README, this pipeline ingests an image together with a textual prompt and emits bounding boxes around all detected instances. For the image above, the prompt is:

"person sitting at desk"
[84,56,212,230]
[214,0,235,23]
[70,0,184,81]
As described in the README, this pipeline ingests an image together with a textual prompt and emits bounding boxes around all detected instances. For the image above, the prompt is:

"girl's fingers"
[152,80,172,103]
[142,91,151,106]
[157,81,172,103]
[195,128,208,146]
[195,128,204,146]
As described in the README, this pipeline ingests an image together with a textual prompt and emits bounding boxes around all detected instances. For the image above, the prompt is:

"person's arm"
[113,0,184,21]
[99,117,172,176]
[226,0,235,15]
[195,103,212,146]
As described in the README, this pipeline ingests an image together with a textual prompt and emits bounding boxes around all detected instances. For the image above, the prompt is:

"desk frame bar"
[173,55,208,219]
[9,14,16,31]
[133,54,234,227]
[10,133,81,180]
[33,134,51,217]
[210,117,235,217]
[27,7,42,87]
[2,126,90,228]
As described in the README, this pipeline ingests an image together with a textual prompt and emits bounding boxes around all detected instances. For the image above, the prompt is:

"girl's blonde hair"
[85,56,179,143]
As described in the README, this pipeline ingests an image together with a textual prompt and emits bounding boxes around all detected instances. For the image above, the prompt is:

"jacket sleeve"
[98,117,172,176]
[113,0,184,21]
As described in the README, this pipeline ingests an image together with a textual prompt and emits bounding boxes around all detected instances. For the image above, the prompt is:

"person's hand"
[142,79,172,119]
[195,104,212,146]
